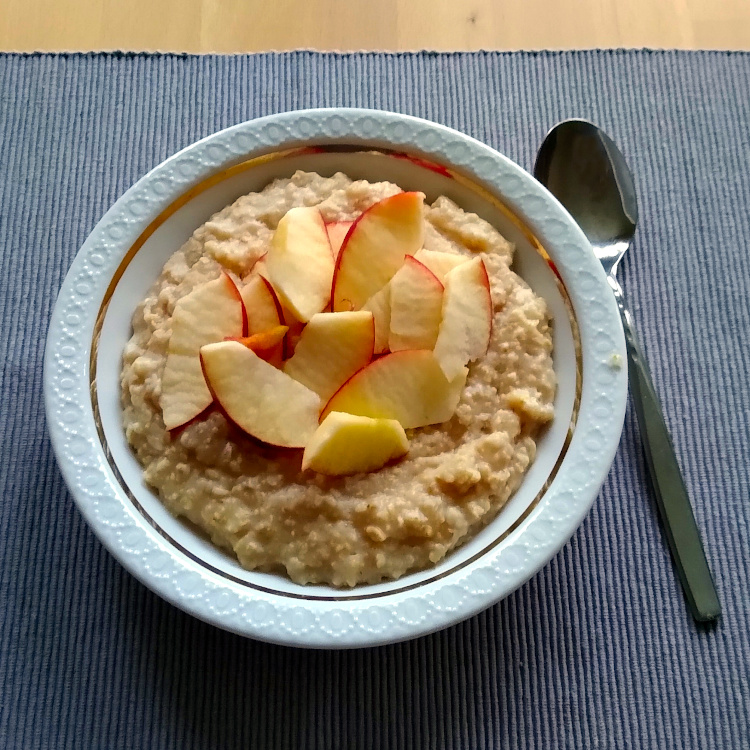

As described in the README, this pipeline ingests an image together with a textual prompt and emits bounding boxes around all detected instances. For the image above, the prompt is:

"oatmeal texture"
[121,171,556,586]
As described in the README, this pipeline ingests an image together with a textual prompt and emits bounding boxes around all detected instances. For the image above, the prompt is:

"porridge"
[120,170,556,586]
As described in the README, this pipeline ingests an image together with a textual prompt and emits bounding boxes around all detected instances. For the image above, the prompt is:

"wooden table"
[2,0,749,51]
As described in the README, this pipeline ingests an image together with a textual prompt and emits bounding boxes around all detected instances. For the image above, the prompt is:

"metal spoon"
[534,119,721,622]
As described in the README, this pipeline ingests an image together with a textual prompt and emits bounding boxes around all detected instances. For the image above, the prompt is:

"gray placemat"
[1,51,749,749]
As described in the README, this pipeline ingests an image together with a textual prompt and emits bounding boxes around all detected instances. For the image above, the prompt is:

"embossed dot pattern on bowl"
[44,109,627,648]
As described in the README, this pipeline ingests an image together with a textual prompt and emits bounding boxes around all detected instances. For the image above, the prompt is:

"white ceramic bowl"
[44,109,627,648]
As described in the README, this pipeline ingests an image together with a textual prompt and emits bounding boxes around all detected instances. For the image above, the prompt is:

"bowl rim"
[44,108,627,648]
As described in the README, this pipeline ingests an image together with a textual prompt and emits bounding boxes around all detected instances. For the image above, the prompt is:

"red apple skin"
[198,361,271,449]
[330,191,424,312]
[281,316,306,360]
[320,348,466,428]
[325,220,354,257]
[329,207,378,311]
[388,255,444,352]
[224,272,248,336]
[432,257,493,380]
[242,274,285,336]
[258,276,285,330]
[167,404,217,439]
[400,255,442,286]
[477,258,493,353]
[283,311,375,402]
[199,353,243,435]
[199,349,308,449]
[392,152,453,179]
[248,251,267,273]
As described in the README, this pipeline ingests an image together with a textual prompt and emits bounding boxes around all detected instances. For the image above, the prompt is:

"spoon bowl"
[534,119,638,274]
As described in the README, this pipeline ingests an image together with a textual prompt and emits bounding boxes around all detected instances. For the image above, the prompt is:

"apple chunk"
[240,275,284,335]
[325,220,354,257]
[388,256,444,352]
[322,349,467,429]
[413,248,469,283]
[200,341,321,448]
[283,311,374,402]
[332,192,424,312]
[161,272,245,431]
[266,206,334,322]
[433,256,493,380]
[302,412,409,475]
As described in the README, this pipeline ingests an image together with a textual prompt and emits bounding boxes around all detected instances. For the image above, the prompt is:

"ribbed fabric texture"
[1,51,749,749]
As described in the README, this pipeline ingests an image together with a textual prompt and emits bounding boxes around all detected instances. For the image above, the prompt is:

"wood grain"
[1,0,749,52]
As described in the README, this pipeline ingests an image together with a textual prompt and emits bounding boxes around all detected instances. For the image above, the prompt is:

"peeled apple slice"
[302,412,409,475]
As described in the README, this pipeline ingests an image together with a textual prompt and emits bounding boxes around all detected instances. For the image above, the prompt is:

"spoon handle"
[608,276,721,622]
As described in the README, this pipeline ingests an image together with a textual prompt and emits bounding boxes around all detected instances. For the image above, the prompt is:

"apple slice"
[433,256,493,380]
[413,248,469,283]
[302,412,409,475]
[388,256,444,352]
[273,298,306,360]
[266,206,334,322]
[332,192,424,312]
[326,220,354,258]
[229,325,288,352]
[362,283,391,355]
[227,324,288,367]
[283,311,374,402]
[322,349,467,429]
[200,340,321,448]
[240,275,284,336]
[161,273,245,431]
